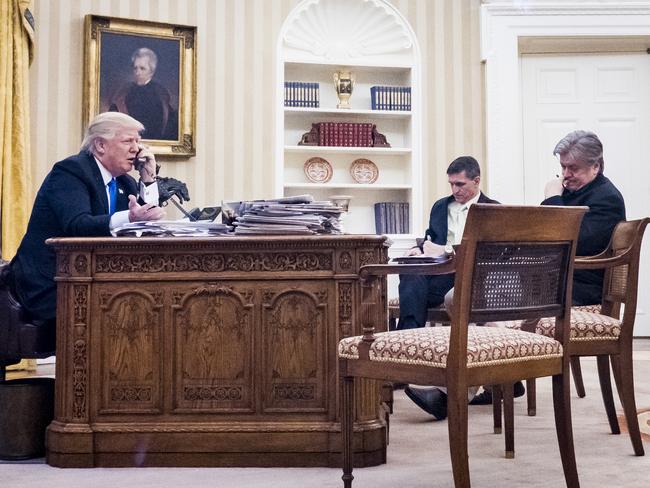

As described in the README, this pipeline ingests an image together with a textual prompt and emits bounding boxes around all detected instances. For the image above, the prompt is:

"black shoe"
[469,381,526,405]
[404,386,448,420]
[514,380,525,398]
[469,389,493,405]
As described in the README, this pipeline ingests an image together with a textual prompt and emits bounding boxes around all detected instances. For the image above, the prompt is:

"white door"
[522,53,650,336]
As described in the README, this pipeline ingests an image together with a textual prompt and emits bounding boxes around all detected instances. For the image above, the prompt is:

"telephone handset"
[130,149,148,172]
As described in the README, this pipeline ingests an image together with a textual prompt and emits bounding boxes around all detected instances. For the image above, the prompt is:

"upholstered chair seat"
[339,326,562,368]
[494,309,620,342]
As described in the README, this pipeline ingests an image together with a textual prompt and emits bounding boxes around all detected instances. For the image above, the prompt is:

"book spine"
[374,202,385,234]
[403,202,410,234]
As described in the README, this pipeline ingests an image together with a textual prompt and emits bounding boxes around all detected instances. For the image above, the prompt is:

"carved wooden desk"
[45,235,388,468]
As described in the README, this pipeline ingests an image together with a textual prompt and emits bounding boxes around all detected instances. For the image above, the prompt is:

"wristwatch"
[444,244,454,256]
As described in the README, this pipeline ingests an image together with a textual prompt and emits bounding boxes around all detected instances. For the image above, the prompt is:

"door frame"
[480,1,650,204]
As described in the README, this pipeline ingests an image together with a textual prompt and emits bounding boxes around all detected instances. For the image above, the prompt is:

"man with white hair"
[8,112,165,328]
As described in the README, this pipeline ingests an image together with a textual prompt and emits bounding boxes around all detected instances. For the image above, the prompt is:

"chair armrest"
[575,249,609,261]
[574,250,631,270]
[359,257,455,281]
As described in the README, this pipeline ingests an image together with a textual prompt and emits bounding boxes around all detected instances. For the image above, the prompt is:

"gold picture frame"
[83,15,196,157]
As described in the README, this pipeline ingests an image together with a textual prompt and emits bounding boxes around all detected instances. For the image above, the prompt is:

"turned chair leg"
[503,383,515,459]
[611,354,645,456]
[492,385,503,434]
[526,378,536,416]
[342,375,355,487]
[552,373,580,488]
[596,355,619,435]
[570,357,586,398]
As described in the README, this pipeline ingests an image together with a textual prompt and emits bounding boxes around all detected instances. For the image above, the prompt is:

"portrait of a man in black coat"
[100,33,180,141]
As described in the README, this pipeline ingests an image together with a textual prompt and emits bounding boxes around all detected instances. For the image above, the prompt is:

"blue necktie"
[107,178,118,216]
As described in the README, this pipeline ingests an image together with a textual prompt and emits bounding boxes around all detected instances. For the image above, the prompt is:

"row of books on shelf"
[284,81,320,108]
[370,85,411,111]
[284,81,411,111]
[318,122,373,147]
[374,202,410,235]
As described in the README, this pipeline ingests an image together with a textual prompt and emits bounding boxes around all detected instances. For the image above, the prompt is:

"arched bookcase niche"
[275,0,422,240]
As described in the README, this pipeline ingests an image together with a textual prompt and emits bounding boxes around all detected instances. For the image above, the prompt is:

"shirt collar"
[93,155,114,186]
[451,191,481,211]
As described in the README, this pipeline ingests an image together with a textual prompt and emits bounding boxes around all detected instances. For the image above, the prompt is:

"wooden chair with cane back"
[493,217,648,457]
[338,204,587,488]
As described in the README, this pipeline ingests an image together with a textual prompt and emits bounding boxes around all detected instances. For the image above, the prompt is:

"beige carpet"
[3,344,650,488]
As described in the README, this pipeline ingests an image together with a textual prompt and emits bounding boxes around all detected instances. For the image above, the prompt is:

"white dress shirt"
[94,158,159,229]
[445,192,481,246]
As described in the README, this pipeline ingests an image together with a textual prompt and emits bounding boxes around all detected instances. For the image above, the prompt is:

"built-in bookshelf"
[276,0,421,240]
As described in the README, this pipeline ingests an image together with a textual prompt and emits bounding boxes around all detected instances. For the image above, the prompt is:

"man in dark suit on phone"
[9,112,165,328]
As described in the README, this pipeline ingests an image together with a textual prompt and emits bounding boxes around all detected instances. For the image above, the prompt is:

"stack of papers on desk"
[112,220,231,237]
[228,196,344,235]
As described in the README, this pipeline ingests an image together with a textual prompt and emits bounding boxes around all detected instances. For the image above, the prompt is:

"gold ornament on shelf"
[333,70,355,109]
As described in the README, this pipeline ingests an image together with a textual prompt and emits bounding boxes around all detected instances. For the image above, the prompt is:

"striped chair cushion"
[338,326,562,368]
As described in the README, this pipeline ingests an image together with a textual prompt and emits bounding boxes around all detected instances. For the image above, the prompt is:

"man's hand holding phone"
[132,145,158,184]
[128,195,165,222]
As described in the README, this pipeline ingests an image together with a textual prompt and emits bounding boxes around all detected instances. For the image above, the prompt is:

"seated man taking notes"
[9,112,165,328]
[397,156,505,420]
[397,156,498,330]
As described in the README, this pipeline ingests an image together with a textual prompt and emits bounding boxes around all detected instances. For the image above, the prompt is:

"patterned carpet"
[619,408,650,443]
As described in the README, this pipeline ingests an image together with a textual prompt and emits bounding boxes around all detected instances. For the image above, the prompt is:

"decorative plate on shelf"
[304,157,333,183]
[350,158,379,184]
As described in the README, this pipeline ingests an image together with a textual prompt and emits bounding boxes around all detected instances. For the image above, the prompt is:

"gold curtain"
[0,0,34,260]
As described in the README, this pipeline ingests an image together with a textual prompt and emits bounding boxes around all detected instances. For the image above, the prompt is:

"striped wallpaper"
[29,0,484,229]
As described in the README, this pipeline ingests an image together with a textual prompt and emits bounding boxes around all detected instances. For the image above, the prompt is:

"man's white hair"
[80,112,144,152]
[132,47,158,73]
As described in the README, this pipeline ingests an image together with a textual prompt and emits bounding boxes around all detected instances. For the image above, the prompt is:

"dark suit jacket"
[424,192,500,246]
[10,151,139,321]
[542,174,626,305]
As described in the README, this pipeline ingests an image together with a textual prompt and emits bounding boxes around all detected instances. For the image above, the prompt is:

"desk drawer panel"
[171,283,255,413]
[261,282,330,413]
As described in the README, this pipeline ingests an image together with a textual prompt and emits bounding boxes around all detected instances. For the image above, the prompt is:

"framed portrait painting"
[83,15,196,157]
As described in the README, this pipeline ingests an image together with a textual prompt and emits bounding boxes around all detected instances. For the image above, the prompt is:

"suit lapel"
[78,151,110,214]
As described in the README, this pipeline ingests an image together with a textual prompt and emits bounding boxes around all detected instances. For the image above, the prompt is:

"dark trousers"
[397,273,455,329]
[572,272,603,306]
